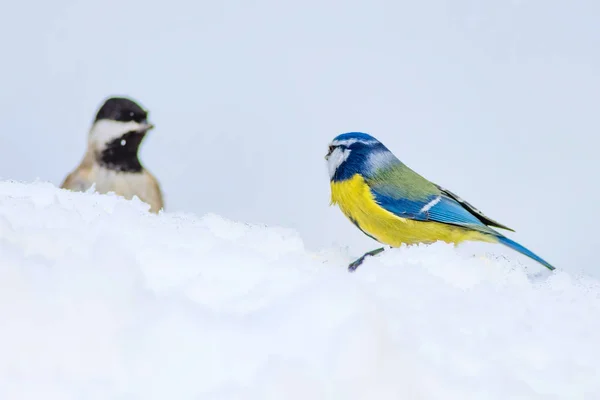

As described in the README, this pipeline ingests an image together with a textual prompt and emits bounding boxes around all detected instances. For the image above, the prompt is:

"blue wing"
[363,155,514,234]
[369,183,500,235]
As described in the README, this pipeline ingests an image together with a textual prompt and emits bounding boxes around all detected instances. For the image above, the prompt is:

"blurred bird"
[61,96,164,213]
[325,132,554,272]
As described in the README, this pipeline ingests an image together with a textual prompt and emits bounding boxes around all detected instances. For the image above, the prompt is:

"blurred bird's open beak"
[138,122,155,132]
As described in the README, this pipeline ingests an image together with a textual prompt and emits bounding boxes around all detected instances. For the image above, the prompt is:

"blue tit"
[325,132,555,272]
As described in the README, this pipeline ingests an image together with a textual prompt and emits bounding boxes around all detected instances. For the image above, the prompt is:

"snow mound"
[0,180,598,399]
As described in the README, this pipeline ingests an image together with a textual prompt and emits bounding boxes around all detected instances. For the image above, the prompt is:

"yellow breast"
[330,174,493,247]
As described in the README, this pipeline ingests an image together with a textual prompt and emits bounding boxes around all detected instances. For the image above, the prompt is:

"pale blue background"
[1,0,598,275]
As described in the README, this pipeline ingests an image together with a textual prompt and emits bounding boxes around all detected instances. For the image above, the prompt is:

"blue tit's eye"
[327,145,335,155]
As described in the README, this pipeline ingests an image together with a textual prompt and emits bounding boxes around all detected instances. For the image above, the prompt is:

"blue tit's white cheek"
[327,147,351,179]
[89,120,144,148]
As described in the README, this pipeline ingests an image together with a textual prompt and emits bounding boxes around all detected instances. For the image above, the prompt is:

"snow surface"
[1,180,599,399]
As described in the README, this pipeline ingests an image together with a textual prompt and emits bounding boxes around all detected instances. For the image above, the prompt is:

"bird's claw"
[348,247,386,272]
[348,257,366,272]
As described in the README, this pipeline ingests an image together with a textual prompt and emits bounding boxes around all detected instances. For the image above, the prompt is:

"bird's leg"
[348,247,386,272]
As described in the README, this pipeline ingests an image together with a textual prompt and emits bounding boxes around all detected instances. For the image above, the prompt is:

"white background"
[1,0,598,275]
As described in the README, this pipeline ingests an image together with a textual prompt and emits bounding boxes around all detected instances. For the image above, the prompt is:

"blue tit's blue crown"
[332,132,380,144]
[329,132,401,181]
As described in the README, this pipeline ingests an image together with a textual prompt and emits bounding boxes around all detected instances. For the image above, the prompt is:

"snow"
[1,180,599,399]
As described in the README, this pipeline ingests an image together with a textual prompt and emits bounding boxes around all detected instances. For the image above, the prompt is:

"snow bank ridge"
[0,180,599,399]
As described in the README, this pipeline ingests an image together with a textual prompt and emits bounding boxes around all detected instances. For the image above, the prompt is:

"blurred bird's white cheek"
[89,120,143,147]
[327,148,350,179]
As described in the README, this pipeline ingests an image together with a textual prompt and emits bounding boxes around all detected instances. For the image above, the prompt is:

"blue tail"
[496,236,555,271]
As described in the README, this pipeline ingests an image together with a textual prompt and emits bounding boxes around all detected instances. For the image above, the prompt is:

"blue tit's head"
[325,132,400,181]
